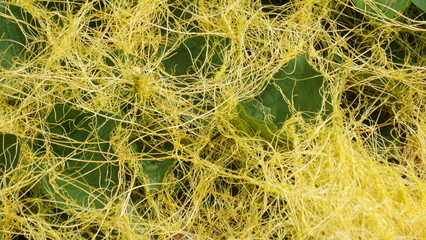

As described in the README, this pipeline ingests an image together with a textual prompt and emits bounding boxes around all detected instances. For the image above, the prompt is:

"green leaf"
[412,0,426,12]
[131,139,175,191]
[352,0,411,20]
[261,53,330,127]
[236,100,277,141]
[240,98,272,121]
[140,157,175,191]
[34,104,120,209]
[0,133,21,180]
[0,2,35,69]
[159,35,230,121]
[237,53,331,139]
[159,35,230,76]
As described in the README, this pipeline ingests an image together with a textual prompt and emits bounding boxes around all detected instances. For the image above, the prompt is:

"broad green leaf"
[238,53,331,139]
[240,98,272,121]
[140,157,175,191]
[0,2,35,69]
[0,133,20,180]
[33,103,120,209]
[352,0,411,20]
[236,100,277,141]
[131,139,175,191]
[260,53,330,127]
[159,35,229,76]
[412,0,426,12]
[159,35,230,121]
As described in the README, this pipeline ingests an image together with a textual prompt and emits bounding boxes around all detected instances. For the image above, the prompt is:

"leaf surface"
[412,0,426,12]
[352,0,411,20]
[159,35,229,76]
[0,2,34,69]
[238,53,331,139]
[34,104,120,209]
[131,140,175,191]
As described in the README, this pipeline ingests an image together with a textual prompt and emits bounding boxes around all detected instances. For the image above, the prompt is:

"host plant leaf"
[0,133,20,181]
[237,99,277,141]
[131,139,175,191]
[34,103,120,209]
[352,0,411,20]
[159,35,230,120]
[0,2,35,69]
[159,35,229,76]
[238,53,331,139]
[412,0,426,12]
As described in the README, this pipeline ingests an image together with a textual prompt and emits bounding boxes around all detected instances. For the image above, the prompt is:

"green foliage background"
[1,0,426,239]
